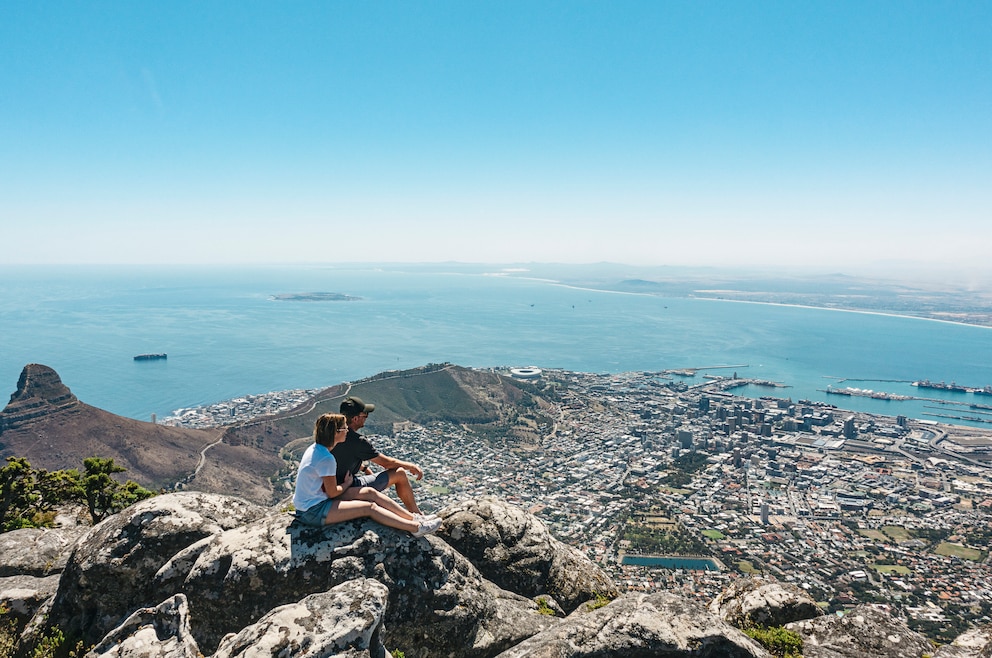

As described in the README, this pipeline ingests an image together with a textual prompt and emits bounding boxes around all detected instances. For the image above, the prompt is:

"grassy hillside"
[1,363,554,506]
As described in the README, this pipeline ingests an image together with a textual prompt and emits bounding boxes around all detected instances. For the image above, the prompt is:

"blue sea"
[2,264,991,427]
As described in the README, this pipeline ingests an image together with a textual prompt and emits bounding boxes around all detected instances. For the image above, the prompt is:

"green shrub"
[0,605,16,658]
[0,607,87,658]
[743,625,803,658]
[1,456,155,532]
[585,592,612,611]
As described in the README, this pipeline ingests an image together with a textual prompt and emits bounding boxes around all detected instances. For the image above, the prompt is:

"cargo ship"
[913,380,992,395]
[824,386,910,400]
[912,379,968,393]
[134,353,167,361]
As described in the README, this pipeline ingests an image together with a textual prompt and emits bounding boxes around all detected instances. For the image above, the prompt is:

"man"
[332,396,433,518]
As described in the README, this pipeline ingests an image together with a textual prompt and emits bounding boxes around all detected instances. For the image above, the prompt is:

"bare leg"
[323,499,418,533]
[387,468,421,514]
[340,486,415,520]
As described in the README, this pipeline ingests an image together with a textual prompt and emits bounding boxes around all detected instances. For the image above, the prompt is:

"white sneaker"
[414,513,439,523]
[413,516,442,537]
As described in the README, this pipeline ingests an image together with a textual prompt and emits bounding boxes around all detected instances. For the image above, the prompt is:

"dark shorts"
[295,497,337,526]
[352,471,390,492]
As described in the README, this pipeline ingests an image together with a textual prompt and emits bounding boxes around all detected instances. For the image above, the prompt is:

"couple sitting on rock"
[292,396,442,537]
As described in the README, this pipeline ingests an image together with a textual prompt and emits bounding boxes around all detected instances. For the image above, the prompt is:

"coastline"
[4,265,991,424]
[541,276,992,329]
[691,296,992,330]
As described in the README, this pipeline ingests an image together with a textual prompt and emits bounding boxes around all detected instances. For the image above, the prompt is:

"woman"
[293,412,441,536]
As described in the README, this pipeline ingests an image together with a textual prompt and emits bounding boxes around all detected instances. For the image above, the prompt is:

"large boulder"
[0,526,87,577]
[495,591,770,657]
[709,577,823,628]
[212,579,390,658]
[86,594,200,658]
[164,513,556,657]
[43,492,268,647]
[436,496,618,613]
[786,604,934,658]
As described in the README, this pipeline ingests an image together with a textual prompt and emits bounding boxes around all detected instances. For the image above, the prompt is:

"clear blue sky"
[2,2,990,270]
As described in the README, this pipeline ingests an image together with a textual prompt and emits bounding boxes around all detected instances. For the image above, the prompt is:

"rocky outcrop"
[710,577,823,628]
[0,574,60,628]
[86,594,200,658]
[0,364,78,432]
[8,493,992,658]
[437,496,619,613]
[934,625,992,657]
[0,525,88,633]
[43,492,269,647]
[0,526,88,577]
[29,493,559,657]
[495,591,770,657]
[163,512,555,655]
[786,603,935,657]
[212,580,389,658]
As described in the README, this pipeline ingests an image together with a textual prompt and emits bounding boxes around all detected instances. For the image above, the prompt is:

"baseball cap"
[340,396,375,416]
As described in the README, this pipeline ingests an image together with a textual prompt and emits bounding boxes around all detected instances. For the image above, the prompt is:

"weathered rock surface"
[710,577,823,628]
[10,494,992,658]
[168,513,555,656]
[0,526,88,577]
[786,603,935,658]
[45,492,269,646]
[437,495,618,613]
[86,594,200,658]
[212,579,389,658]
[495,591,770,657]
[934,625,992,657]
[0,574,60,627]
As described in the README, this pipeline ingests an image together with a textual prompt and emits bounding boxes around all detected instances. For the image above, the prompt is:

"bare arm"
[321,471,353,498]
[371,454,424,480]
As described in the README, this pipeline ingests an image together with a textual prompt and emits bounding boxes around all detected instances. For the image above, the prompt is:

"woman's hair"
[314,413,347,447]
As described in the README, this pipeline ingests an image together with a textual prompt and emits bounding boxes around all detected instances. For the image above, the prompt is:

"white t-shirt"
[292,443,337,512]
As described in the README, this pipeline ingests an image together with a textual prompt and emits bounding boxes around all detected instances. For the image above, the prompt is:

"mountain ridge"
[0,363,551,503]
[0,364,220,490]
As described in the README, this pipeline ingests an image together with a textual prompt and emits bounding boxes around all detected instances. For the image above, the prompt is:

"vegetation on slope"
[0,456,153,531]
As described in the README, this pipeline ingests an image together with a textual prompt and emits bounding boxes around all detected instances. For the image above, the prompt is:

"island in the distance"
[270,292,361,302]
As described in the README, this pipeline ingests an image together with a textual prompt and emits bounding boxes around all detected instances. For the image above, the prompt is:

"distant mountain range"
[0,363,548,504]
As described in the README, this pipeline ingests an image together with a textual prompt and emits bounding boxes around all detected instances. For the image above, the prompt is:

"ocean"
[2,264,991,427]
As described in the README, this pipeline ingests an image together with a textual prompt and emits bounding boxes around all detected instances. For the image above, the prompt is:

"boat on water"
[912,379,968,393]
[824,386,910,401]
[913,380,992,395]
[134,353,167,361]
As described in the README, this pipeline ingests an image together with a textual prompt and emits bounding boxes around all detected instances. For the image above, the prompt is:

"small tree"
[0,456,155,532]
[0,457,40,531]
[37,467,84,509]
[82,457,154,523]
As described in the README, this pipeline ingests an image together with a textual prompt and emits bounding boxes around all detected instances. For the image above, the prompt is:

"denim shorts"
[295,498,337,527]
